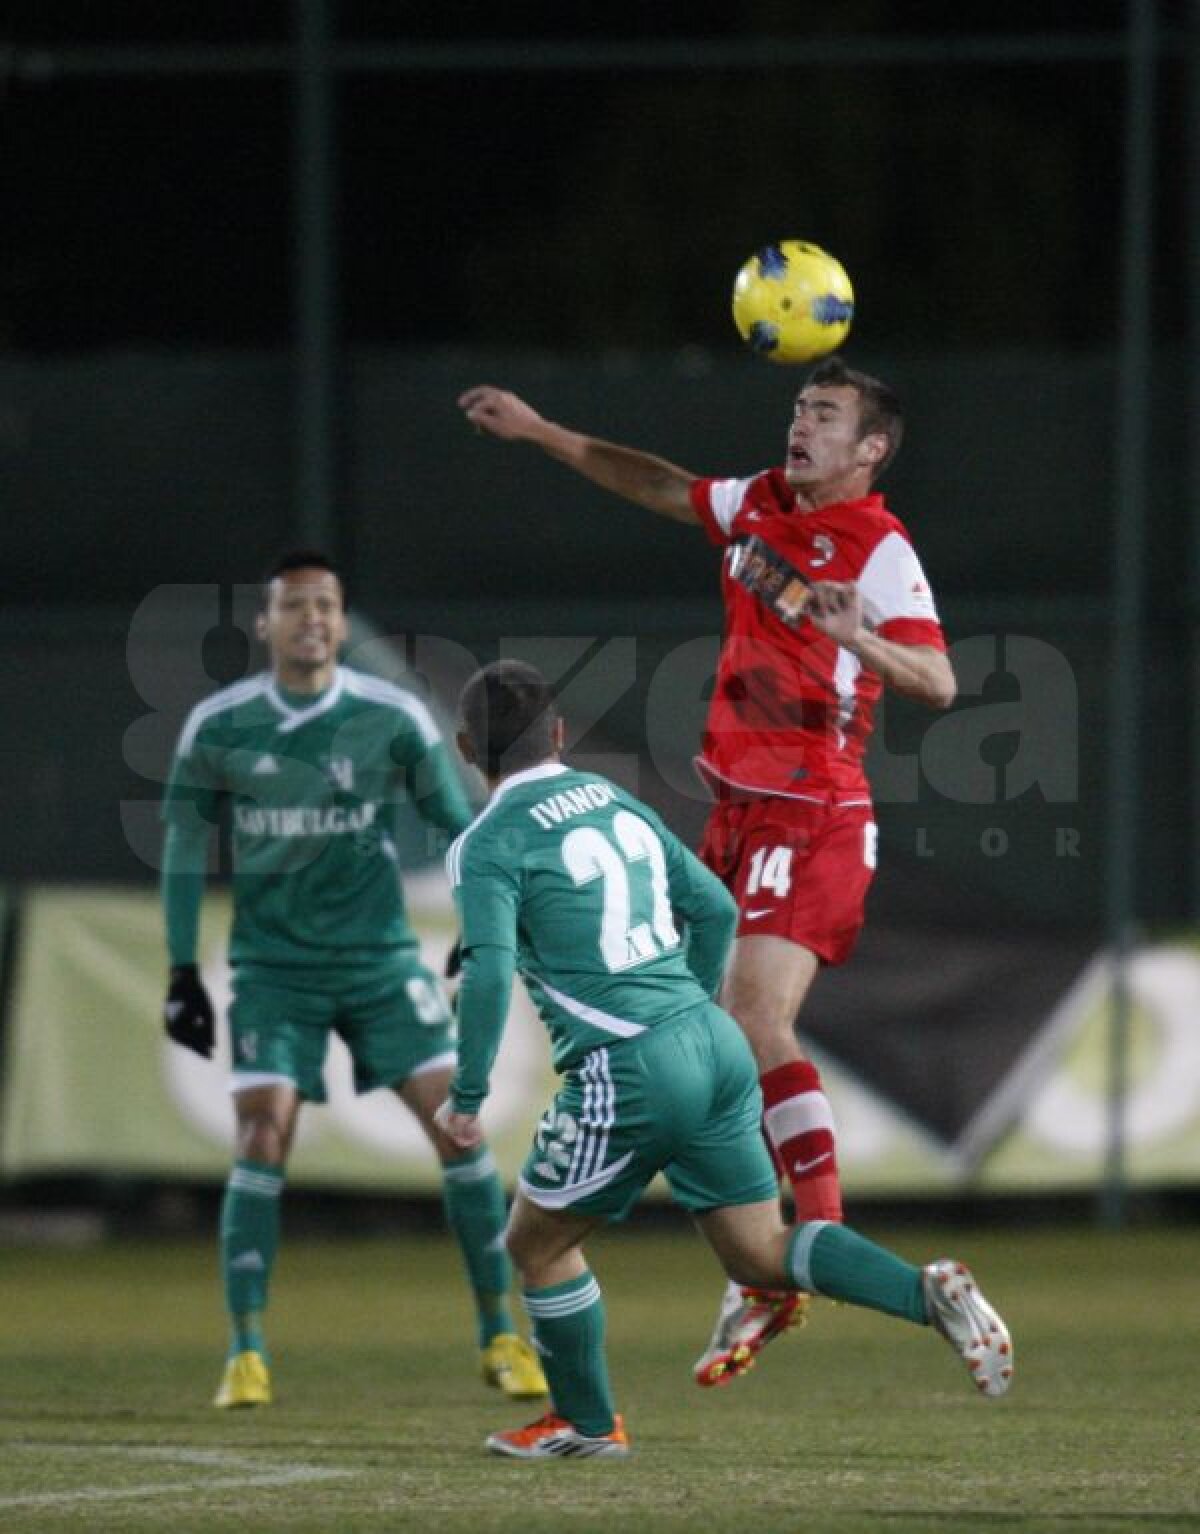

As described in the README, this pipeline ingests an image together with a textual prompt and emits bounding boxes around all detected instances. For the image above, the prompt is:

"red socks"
[760,1060,843,1223]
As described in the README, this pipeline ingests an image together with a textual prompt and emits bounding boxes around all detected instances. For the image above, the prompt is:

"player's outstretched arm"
[458,384,699,524]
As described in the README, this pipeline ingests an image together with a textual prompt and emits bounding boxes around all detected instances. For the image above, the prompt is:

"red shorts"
[698,796,877,965]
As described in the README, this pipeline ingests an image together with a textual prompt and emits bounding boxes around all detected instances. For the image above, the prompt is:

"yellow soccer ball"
[731,241,854,364]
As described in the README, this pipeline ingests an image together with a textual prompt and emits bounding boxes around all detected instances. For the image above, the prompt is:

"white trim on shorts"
[517,1150,636,1211]
[405,1049,458,1080]
[228,1070,297,1095]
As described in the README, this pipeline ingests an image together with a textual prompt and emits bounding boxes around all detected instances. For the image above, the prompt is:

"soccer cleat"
[922,1258,1014,1398]
[486,1412,629,1460]
[213,1349,271,1408]
[481,1332,549,1400]
[693,1281,809,1387]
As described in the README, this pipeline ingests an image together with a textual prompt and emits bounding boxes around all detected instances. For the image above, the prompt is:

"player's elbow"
[921,654,957,710]
[641,469,698,523]
[708,884,738,947]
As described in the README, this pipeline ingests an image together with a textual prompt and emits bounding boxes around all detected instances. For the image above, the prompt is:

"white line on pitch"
[0,1447,353,1510]
[0,1468,352,1510]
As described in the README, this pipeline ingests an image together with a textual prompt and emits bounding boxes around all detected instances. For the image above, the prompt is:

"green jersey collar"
[266,666,347,733]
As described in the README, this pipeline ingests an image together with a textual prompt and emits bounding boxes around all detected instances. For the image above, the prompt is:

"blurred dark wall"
[1,345,1190,929]
[6,343,1185,608]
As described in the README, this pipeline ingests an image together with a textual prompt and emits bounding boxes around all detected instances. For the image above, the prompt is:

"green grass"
[1,1225,1198,1532]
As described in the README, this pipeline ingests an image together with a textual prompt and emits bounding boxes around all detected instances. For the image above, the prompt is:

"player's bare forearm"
[807,581,956,709]
[544,431,699,523]
[458,384,698,523]
[845,633,956,709]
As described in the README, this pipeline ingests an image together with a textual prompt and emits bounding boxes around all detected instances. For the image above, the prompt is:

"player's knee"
[728,1004,804,1067]
[235,1116,289,1166]
[504,1222,564,1287]
[504,1223,537,1276]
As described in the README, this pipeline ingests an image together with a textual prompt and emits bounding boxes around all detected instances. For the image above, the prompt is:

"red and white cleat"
[693,1281,809,1388]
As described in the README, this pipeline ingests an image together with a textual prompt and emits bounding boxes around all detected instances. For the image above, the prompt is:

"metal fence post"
[1100,0,1157,1229]
[293,0,338,555]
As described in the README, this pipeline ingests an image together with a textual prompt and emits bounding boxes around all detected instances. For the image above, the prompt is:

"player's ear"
[254,610,268,643]
[858,432,888,472]
[456,728,478,767]
[551,715,566,753]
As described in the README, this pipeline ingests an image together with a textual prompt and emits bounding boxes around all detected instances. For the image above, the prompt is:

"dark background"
[2,1,1186,356]
[0,2,1194,930]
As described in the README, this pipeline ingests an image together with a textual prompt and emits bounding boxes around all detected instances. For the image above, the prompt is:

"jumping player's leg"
[701,798,864,1223]
[400,1062,547,1400]
[214,1080,300,1407]
[722,932,840,1221]
[695,800,871,1383]
[693,935,838,1386]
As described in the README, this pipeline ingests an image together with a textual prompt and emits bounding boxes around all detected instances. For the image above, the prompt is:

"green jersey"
[162,665,471,970]
[447,761,737,1113]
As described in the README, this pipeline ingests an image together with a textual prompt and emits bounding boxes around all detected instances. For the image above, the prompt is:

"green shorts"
[518,1003,778,1220]
[228,957,455,1102]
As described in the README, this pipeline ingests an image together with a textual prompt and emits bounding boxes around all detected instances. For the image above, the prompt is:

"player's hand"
[163,964,216,1058]
[807,580,867,648]
[457,385,546,442]
[433,1099,484,1151]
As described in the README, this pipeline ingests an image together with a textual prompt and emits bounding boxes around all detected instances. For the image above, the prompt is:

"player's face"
[785,384,876,498]
[259,568,347,678]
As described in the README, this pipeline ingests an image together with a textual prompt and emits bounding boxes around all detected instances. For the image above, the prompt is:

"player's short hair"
[804,356,904,477]
[261,549,345,606]
[459,661,558,777]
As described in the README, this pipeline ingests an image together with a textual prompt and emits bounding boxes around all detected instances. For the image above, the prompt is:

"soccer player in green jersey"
[160,552,546,1409]
[435,661,1012,1459]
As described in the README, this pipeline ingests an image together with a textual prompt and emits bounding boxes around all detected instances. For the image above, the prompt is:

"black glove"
[164,963,215,1058]
[444,937,463,980]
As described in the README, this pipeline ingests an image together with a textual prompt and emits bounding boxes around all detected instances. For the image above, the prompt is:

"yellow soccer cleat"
[481,1332,549,1400]
[213,1349,272,1409]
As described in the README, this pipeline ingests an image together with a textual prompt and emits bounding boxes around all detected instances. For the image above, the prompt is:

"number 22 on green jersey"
[561,809,681,973]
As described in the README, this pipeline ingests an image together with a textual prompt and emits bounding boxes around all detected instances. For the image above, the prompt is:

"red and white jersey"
[689,468,946,804]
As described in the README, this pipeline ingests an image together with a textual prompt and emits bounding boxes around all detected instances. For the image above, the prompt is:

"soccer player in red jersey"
[458,358,955,1384]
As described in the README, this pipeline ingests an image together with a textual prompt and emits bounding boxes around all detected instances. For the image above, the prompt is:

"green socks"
[788,1219,928,1325]
[523,1271,615,1436]
[219,1159,284,1357]
[442,1148,515,1346]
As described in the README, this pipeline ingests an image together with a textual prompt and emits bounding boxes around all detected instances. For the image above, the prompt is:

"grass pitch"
[1,1223,1197,1533]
